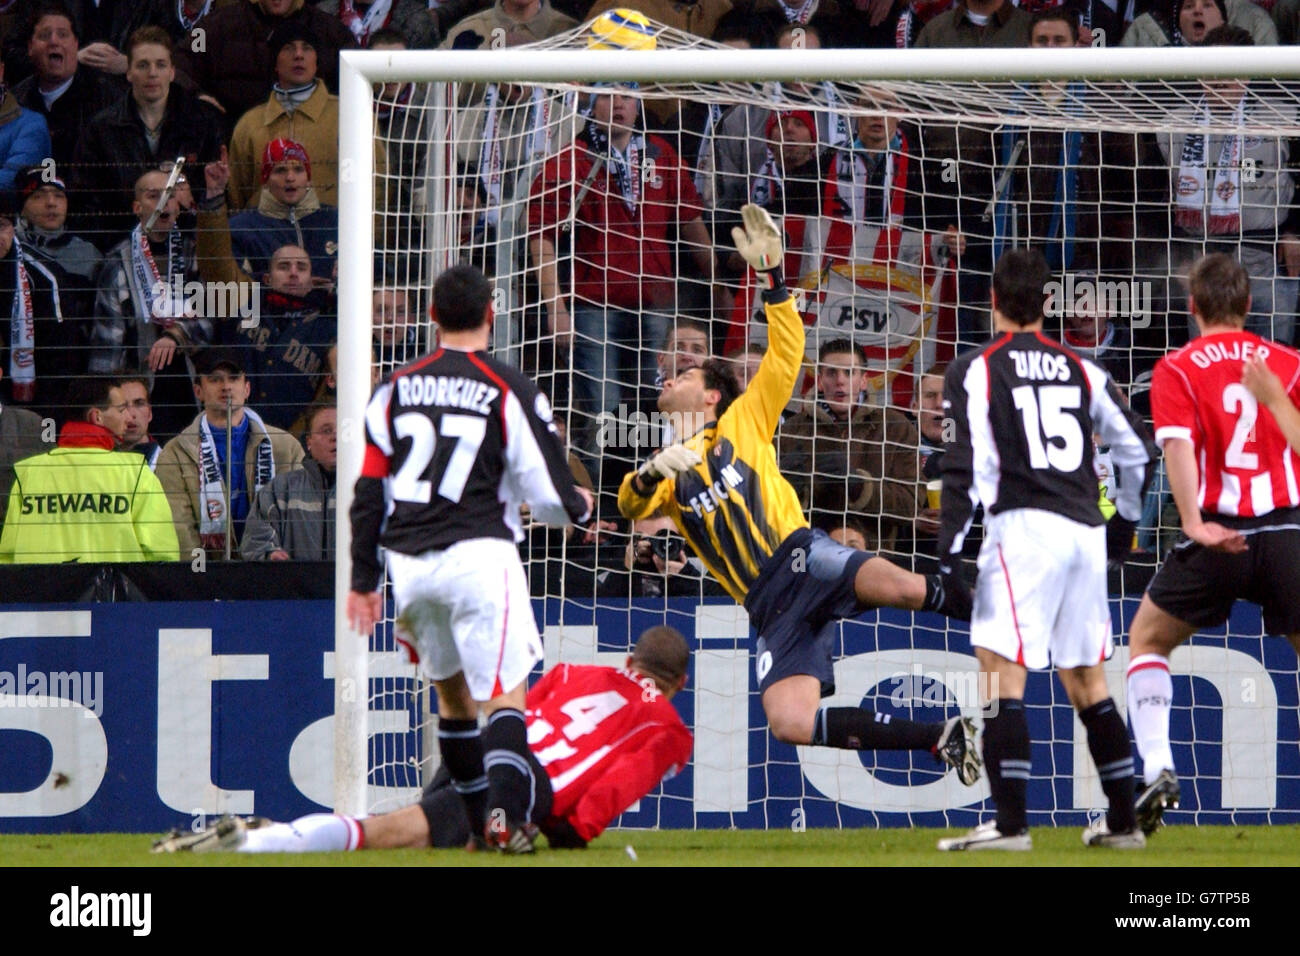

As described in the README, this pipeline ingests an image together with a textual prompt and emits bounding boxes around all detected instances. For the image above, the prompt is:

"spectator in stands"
[156,347,304,559]
[0,375,179,564]
[91,168,210,440]
[1121,0,1277,45]
[373,285,422,366]
[11,3,120,174]
[161,0,241,43]
[915,0,1030,45]
[586,0,731,39]
[1154,25,1299,343]
[171,0,354,133]
[528,84,714,458]
[1056,272,1137,389]
[118,374,162,469]
[228,139,338,280]
[198,149,336,431]
[984,9,1119,277]
[0,198,77,421]
[43,0,180,77]
[0,365,51,524]
[241,401,335,560]
[733,0,843,29]
[0,50,53,192]
[913,365,945,475]
[71,26,224,248]
[725,343,765,390]
[370,30,429,250]
[654,318,710,396]
[14,166,101,323]
[226,22,384,210]
[812,511,869,551]
[611,514,726,599]
[778,338,925,553]
[441,0,576,48]
[317,0,440,46]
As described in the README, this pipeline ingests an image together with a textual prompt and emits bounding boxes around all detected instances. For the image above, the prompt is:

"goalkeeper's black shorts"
[743,527,873,698]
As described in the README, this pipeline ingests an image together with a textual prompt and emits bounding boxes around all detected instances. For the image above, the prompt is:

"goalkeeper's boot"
[485,820,539,855]
[934,716,982,786]
[1082,818,1147,848]
[1135,769,1180,835]
[936,820,1032,852]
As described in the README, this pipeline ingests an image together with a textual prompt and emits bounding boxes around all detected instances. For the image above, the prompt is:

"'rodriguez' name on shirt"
[395,375,499,415]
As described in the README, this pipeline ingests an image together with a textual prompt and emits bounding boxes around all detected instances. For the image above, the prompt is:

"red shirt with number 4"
[526,663,693,842]
[1152,329,1300,517]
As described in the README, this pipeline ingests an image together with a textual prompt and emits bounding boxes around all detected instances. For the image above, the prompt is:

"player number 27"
[390,412,487,504]
[1011,384,1084,472]
[529,690,628,767]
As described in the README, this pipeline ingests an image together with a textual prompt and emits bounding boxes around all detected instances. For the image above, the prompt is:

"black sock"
[483,709,534,834]
[811,707,943,751]
[438,717,487,836]
[982,699,1030,835]
[1079,698,1138,833]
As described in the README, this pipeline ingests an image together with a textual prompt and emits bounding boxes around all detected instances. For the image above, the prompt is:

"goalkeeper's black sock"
[1079,698,1138,834]
[811,706,943,751]
[483,708,534,834]
[438,717,487,836]
[982,698,1030,835]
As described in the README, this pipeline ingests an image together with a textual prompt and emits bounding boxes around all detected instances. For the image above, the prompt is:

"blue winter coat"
[0,95,52,192]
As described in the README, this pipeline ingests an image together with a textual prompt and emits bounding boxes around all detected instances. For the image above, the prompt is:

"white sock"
[1127,654,1174,784]
[237,814,362,853]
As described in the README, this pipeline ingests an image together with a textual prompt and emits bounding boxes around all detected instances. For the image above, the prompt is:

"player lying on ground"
[617,204,980,783]
[154,626,692,853]
[346,264,594,853]
[932,249,1157,851]
[1127,253,1300,835]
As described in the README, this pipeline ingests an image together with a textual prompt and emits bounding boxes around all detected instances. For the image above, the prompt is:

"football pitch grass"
[4,825,1300,866]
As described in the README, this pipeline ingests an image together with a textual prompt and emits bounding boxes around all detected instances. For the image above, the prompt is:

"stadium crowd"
[0,0,1297,580]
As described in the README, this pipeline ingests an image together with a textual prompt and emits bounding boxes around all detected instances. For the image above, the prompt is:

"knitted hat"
[765,109,817,142]
[261,138,312,183]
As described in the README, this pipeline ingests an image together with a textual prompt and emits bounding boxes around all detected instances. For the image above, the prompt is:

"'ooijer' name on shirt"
[395,375,500,415]
[1186,339,1270,369]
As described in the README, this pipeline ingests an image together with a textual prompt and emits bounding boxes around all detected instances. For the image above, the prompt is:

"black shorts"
[1145,521,1300,634]
[743,527,873,696]
[419,755,555,848]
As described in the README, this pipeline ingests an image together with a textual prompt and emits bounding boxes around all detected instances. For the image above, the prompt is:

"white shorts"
[969,509,1112,671]
[387,538,541,701]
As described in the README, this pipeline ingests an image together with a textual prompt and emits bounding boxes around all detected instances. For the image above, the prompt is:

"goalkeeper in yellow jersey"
[619,205,980,782]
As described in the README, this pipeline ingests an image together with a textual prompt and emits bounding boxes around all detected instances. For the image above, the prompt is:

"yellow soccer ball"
[587,8,657,51]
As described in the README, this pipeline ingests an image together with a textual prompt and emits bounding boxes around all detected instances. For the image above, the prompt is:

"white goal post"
[334,40,1300,821]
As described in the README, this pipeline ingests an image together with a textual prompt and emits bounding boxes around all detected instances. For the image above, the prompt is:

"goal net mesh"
[353,19,1300,827]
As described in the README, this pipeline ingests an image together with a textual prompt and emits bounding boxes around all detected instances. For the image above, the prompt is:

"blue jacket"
[0,95,52,192]
[229,192,338,280]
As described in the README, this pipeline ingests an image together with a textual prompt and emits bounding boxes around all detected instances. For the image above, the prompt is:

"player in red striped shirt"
[1127,253,1300,835]
[154,627,692,854]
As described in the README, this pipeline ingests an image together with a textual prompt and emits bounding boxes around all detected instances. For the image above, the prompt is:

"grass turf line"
[2,825,1297,867]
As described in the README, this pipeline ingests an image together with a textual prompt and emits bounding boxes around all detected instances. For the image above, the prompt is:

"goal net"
[334,22,1300,829]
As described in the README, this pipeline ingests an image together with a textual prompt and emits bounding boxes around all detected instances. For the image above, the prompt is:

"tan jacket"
[156,412,305,557]
[226,81,387,210]
[778,401,925,553]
